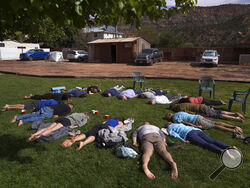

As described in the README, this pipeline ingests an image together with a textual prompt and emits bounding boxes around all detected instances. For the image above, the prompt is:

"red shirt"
[188,96,204,104]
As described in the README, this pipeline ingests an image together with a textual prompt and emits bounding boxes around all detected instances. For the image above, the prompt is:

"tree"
[0,0,197,40]
[134,26,159,47]
[158,31,184,48]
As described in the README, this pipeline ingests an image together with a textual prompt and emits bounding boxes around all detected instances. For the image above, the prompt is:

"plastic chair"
[132,72,146,90]
[228,88,250,114]
[198,77,215,99]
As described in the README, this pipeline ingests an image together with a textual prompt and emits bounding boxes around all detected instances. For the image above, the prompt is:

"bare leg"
[221,114,243,122]
[27,123,63,142]
[158,149,178,179]
[61,134,87,148]
[221,111,243,118]
[142,148,155,179]
[24,94,33,99]
[76,136,95,150]
[4,104,25,110]
[215,122,243,133]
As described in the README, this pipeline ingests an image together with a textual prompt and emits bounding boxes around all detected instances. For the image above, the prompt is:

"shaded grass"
[0,74,249,188]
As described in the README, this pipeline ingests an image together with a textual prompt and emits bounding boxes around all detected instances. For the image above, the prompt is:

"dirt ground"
[0,60,250,82]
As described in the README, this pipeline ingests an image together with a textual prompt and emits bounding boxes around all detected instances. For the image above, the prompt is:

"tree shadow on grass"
[0,134,46,164]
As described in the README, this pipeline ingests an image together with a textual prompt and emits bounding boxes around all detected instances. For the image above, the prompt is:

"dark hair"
[138,94,146,99]
[178,98,189,104]
[79,93,88,98]
[115,116,125,123]
[61,93,70,100]
[117,95,123,100]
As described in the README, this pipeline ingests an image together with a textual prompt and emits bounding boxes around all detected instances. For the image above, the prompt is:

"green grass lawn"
[0,74,249,188]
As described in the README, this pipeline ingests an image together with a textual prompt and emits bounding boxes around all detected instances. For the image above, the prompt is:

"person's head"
[90,87,99,94]
[165,113,173,121]
[115,116,125,123]
[165,122,172,128]
[107,93,112,97]
[62,93,70,100]
[148,99,156,105]
[118,95,127,100]
[79,93,88,98]
[143,121,150,125]
[68,103,74,110]
[84,112,90,120]
[138,94,146,99]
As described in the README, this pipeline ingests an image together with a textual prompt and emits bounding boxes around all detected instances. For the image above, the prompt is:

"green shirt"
[66,113,88,127]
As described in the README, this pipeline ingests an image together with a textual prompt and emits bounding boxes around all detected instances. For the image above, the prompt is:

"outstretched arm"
[182,121,203,129]
[133,137,139,147]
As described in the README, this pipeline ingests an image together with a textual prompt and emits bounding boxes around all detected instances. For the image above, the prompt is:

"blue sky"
[167,0,250,6]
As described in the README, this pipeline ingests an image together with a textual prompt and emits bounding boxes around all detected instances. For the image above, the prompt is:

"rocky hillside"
[118,4,250,47]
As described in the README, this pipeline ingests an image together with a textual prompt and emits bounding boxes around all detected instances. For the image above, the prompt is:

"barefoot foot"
[11,115,17,123]
[170,162,178,179]
[76,141,84,151]
[143,167,155,179]
[18,120,23,127]
[236,113,244,119]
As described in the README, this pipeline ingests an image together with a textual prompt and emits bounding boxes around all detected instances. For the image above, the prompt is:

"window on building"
[0,43,5,47]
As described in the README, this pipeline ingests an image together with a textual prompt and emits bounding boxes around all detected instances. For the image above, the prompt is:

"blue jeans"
[133,89,142,95]
[186,130,230,154]
[150,89,168,95]
[16,106,54,124]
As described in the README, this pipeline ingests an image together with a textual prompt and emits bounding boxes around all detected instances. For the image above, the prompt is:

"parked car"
[200,50,220,67]
[67,50,88,62]
[20,49,50,61]
[135,48,163,65]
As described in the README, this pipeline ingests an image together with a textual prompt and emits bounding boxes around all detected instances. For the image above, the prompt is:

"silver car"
[200,50,219,67]
[67,50,88,62]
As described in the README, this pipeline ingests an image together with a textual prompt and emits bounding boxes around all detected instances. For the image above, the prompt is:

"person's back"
[172,112,198,124]
[188,96,203,104]
[171,103,205,113]
[51,104,72,116]
[38,99,58,109]
[154,95,170,104]
[102,88,120,97]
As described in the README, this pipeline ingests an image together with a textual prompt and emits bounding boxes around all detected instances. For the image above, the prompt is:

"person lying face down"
[26,112,90,142]
[61,88,87,98]
[165,112,243,134]
[132,121,178,180]
[11,103,74,127]
[170,103,244,122]
[24,93,70,101]
[61,117,126,150]
[177,96,226,106]
[118,89,142,100]
[164,122,232,154]
[101,85,125,97]
[2,99,59,112]
[148,94,182,105]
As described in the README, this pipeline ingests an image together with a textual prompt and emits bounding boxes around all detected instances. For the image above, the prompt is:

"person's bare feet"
[26,134,38,142]
[236,117,244,123]
[76,141,84,151]
[1,104,8,112]
[142,165,155,179]
[18,120,23,127]
[235,126,243,133]
[170,162,178,179]
[236,113,244,119]
[11,115,17,123]
[61,139,74,147]
[220,100,226,105]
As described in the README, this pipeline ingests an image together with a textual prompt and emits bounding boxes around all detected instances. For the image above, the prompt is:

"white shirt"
[153,95,170,104]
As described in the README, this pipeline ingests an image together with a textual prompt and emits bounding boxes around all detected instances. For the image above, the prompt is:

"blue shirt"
[167,123,201,142]
[172,112,198,124]
[105,118,119,127]
[38,99,58,109]
[102,88,120,96]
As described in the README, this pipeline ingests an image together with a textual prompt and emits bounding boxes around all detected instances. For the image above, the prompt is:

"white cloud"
[166,0,250,7]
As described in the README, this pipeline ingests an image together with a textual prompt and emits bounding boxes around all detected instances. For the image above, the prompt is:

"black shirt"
[51,104,71,116]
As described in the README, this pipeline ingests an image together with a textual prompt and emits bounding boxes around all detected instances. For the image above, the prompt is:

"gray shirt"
[66,113,88,127]
[132,124,166,140]
[142,91,155,99]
